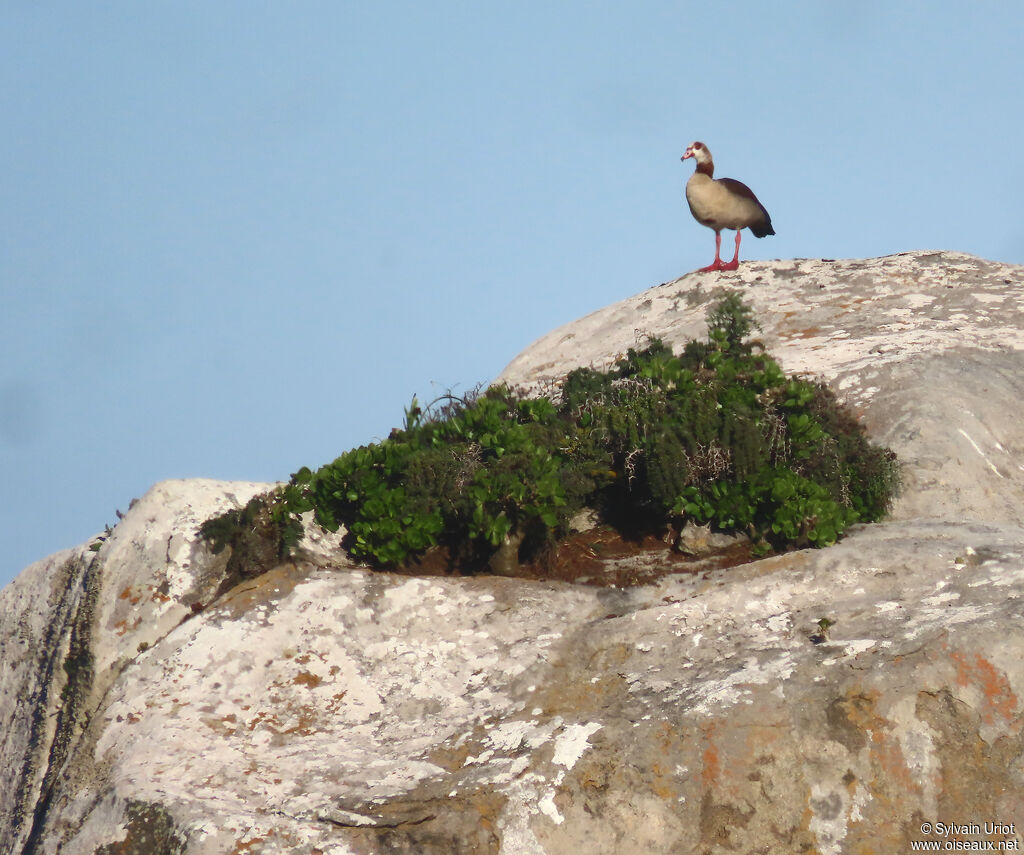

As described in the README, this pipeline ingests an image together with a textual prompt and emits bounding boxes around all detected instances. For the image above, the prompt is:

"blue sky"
[3,2,1022,586]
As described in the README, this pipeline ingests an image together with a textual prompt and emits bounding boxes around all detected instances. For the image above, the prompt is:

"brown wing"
[718,177,775,237]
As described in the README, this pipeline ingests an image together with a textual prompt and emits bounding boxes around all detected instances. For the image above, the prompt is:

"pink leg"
[699,231,725,272]
[720,230,742,271]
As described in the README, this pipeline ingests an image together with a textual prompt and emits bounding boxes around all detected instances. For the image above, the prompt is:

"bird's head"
[681,141,712,165]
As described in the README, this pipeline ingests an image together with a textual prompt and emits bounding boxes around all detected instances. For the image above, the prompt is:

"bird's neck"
[695,158,714,177]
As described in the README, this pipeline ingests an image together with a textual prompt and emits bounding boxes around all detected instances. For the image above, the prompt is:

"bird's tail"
[751,221,775,238]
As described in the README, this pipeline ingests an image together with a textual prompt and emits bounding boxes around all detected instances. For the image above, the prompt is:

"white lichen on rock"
[2,251,1024,855]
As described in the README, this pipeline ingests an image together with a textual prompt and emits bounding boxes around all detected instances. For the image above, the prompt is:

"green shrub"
[199,479,312,578]
[557,295,899,551]
[200,293,900,573]
[297,388,583,567]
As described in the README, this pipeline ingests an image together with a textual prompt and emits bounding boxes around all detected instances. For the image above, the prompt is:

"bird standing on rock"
[681,141,774,272]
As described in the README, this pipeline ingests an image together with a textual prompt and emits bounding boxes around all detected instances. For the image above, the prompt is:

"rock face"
[2,250,1024,855]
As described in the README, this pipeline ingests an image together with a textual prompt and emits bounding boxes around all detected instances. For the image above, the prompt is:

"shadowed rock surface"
[2,251,1023,854]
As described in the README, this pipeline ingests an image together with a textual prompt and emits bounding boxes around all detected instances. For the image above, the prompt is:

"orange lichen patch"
[650,761,679,800]
[245,708,318,737]
[869,728,918,795]
[786,326,825,339]
[118,585,142,604]
[118,583,171,605]
[948,649,1020,727]
[835,294,881,310]
[202,713,240,735]
[835,690,882,737]
[829,690,925,833]
[114,616,143,637]
[292,671,322,688]
[700,723,720,789]
[838,691,919,796]
[231,834,270,853]
[655,720,680,756]
[698,720,788,801]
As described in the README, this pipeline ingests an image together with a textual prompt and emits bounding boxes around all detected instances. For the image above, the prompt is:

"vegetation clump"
[201,293,899,576]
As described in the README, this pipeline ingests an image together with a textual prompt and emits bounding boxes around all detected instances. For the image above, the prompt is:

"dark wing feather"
[718,177,775,237]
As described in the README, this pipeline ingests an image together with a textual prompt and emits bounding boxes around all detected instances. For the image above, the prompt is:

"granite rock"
[2,251,1024,854]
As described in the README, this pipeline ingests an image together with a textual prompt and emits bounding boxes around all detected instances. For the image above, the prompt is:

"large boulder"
[2,251,1023,854]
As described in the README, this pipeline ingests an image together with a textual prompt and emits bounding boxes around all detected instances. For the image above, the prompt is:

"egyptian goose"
[681,141,774,272]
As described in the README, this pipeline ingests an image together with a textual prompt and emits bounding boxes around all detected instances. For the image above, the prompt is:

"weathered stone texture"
[2,251,1023,854]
